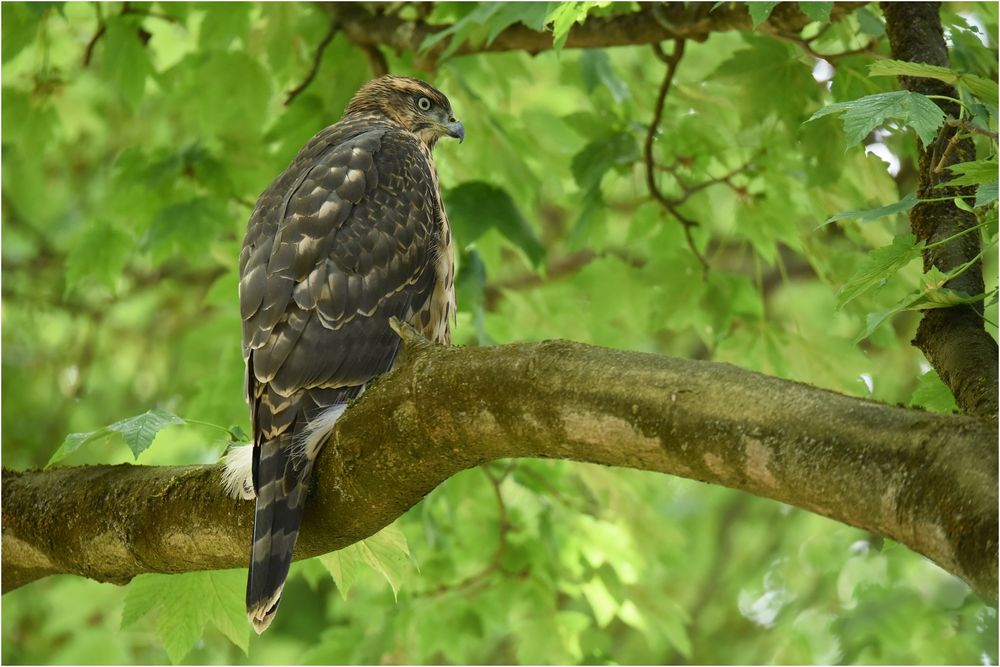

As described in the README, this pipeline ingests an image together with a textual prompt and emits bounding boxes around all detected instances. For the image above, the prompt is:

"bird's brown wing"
[240,121,441,438]
[238,120,442,629]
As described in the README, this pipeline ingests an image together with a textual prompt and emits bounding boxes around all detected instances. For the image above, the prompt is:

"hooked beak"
[444,119,465,144]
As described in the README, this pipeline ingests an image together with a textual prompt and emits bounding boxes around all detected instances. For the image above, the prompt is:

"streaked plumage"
[229,76,463,633]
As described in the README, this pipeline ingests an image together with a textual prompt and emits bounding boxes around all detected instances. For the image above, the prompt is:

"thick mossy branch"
[3,339,996,600]
[881,2,999,417]
[327,2,866,69]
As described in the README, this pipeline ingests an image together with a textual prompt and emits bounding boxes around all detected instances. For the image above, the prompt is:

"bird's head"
[345,75,464,149]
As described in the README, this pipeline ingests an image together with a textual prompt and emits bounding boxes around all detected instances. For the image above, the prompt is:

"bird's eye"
[417,96,432,111]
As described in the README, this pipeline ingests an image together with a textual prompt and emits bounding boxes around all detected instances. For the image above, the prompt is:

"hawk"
[222,75,464,633]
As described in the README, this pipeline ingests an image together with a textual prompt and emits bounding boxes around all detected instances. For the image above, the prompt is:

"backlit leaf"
[48,408,185,466]
[910,370,959,413]
[836,233,922,308]
[547,2,608,50]
[122,570,248,663]
[809,90,946,147]
[868,59,999,103]
[821,192,918,227]
[319,522,414,600]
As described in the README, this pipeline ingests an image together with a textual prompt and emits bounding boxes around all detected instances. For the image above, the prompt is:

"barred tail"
[245,437,313,634]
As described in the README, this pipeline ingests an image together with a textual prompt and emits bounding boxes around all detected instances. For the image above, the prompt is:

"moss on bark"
[3,331,997,600]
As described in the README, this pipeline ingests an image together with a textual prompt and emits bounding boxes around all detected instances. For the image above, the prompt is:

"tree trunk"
[881,1,999,417]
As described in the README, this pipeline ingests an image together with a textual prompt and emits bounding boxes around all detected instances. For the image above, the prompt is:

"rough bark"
[3,326,997,601]
[881,2,999,417]
[328,2,866,69]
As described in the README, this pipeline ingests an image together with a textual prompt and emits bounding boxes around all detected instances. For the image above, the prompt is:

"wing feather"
[239,121,441,437]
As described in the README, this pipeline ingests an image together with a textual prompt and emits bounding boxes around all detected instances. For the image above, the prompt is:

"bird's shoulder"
[239,113,443,362]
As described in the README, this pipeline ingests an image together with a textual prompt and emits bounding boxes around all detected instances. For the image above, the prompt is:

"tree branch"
[643,40,711,274]
[325,2,868,69]
[284,18,339,106]
[881,2,999,418]
[3,329,996,601]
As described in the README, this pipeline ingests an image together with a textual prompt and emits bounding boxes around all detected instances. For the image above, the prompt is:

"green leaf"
[976,182,998,208]
[319,522,414,600]
[173,51,272,137]
[420,3,552,59]
[867,59,959,83]
[570,131,640,192]
[2,2,44,63]
[748,1,780,28]
[227,424,249,442]
[798,2,833,23]
[854,6,885,37]
[916,286,987,309]
[855,267,989,341]
[143,198,228,265]
[830,55,896,102]
[419,4,499,58]
[198,3,251,50]
[64,224,132,294]
[456,248,493,345]
[836,233,922,308]
[808,90,946,147]
[957,74,999,104]
[101,17,153,109]
[580,49,629,103]
[715,35,820,126]
[868,59,1000,103]
[580,576,618,628]
[953,196,976,213]
[355,522,413,598]
[122,571,249,663]
[944,159,999,187]
[48,408,185,466]
[821,192,918,227]
[484,2,552,43]
[115,408,187,457]
[445,182,546,267]
[546,2,608,51]
[318,549,366,600]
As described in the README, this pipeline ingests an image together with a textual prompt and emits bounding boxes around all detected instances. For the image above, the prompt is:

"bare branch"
[3,334,996,601]
[945,117,999,142]
[643,40,710,274]
[285,19,339,106]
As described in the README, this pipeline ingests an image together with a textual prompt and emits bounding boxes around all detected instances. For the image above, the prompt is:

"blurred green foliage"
[2,2,997,664]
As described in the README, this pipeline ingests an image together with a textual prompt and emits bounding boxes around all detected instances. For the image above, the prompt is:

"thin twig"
[418,466,513,598]
[773,30,882,62]
[82,2,177,67]
[285,19,339,106]
[643,39,710,275]
[358,43,389,77]
[664,158,757,207]
[946,117,999,142]
[82,3,105,67]
[934,128,966,174]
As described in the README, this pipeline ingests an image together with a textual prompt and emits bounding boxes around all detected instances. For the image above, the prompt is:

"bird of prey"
[222,75,464,633]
